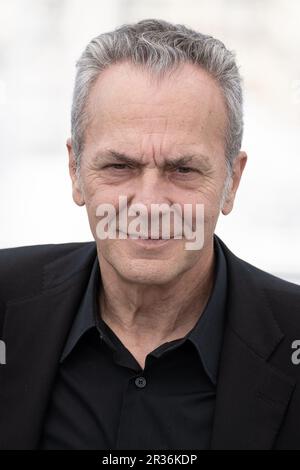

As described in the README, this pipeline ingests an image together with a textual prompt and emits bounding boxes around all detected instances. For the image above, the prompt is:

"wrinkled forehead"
[83,61,228,160]
[86,62,227,125]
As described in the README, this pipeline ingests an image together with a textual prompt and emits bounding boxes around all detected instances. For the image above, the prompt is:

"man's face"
[68,62,246,284]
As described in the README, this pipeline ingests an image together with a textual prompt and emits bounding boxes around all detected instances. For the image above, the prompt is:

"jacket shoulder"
[240,257,300,295]
[231,251,300,332]
[0,241,93,302]
[217,235,300,331]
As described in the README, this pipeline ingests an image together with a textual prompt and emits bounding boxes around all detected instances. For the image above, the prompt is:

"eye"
[175,167,194,174]
[105,163,131,170]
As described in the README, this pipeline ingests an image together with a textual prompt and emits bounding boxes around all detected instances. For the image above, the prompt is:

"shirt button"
[135,376,147,388]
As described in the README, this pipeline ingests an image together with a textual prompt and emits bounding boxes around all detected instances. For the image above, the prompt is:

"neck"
[97,242,215,353]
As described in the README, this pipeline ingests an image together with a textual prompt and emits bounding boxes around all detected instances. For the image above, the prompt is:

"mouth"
[118,230,174,239]
[128,234,174,239]
[115,231,174,250]
[117,231,175,248]
[128,236,174,248]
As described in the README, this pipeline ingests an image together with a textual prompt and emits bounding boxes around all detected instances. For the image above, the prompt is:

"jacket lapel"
[211,237,296,449]
[0,242,97,449]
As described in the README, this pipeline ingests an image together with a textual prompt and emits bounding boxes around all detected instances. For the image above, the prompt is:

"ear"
[221,151,247,215]
[66,138,85,207]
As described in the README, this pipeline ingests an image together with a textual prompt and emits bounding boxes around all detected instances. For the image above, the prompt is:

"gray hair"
[71,18,243,182]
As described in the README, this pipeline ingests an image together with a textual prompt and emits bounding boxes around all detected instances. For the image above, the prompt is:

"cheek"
[190,183,223,214]
[186,190,222,237]
[196,179,225,214]
[82,176,119,215]
[81,186,115,239]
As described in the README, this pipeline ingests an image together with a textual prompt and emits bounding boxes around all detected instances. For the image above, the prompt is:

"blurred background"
[0,0,299,283]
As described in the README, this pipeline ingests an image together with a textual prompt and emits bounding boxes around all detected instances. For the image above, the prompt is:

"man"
[0,18,300,450]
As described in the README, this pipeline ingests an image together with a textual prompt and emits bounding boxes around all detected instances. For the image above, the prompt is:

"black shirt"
[39,235,228,450]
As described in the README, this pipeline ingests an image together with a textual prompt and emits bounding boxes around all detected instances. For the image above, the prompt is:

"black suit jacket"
[0,235,300,450]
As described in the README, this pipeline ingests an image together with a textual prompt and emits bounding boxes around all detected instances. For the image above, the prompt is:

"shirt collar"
[186,234,227,385]
[60,254,98,363]
[61,235,228,386]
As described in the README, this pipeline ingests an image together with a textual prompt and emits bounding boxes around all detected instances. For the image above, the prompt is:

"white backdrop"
[0,0,299,283]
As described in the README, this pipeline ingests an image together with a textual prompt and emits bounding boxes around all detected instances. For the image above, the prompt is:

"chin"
[113,258,182,286]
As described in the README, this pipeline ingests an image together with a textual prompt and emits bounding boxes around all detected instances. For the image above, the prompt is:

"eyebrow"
[94,149,211,169]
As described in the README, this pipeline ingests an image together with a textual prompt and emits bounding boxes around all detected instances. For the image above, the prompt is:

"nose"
[126,169,178,238]
[130,168,169,208]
